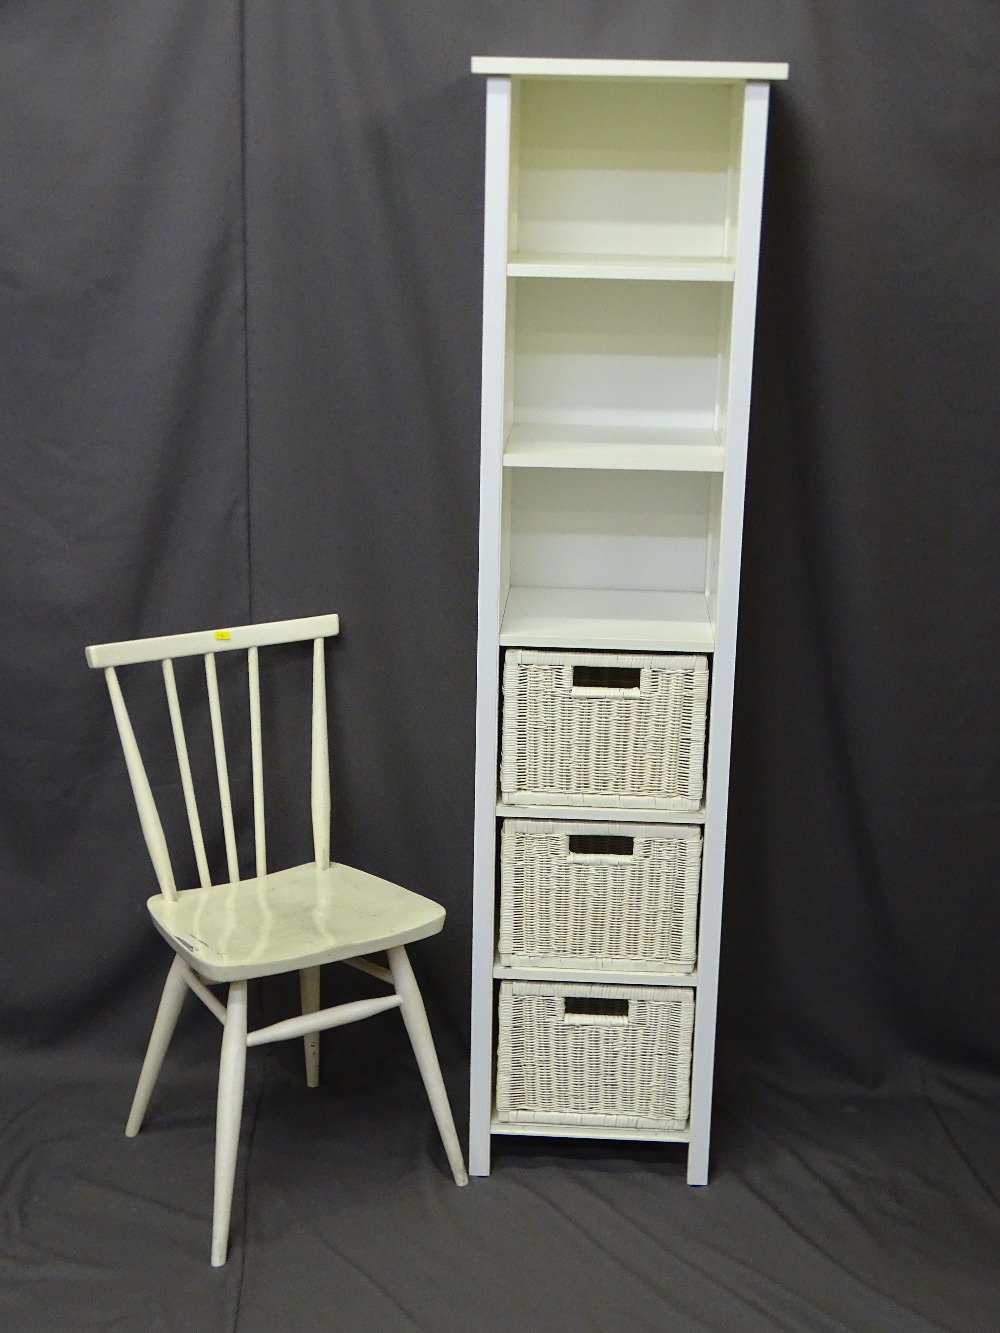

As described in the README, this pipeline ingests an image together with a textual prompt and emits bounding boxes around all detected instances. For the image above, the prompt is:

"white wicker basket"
[500,649,709,810]
[499,820,702,973]
[495,981,695,1130]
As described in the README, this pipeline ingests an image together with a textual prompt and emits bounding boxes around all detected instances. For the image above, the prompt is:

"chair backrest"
[85,615,340,900]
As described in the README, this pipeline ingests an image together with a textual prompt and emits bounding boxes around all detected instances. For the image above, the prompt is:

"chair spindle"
[311,638,331,870]
[162,659,212,889]
[205,652,240,884]
[248,647,267,878]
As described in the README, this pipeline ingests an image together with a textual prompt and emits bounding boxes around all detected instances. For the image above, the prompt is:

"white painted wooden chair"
[86,614,467,1266]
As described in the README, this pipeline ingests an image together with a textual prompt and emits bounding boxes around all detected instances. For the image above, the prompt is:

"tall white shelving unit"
[469,58,788,1182]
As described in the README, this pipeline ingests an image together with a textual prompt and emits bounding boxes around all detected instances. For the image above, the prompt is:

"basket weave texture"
[496,981,694,1129]
[499,820,702,972]
[500,649,709,809]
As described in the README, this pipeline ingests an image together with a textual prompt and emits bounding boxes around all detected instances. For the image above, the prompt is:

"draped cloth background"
[1,4,998,1328]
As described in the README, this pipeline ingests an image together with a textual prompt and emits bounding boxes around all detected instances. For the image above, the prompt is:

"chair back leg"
[126,955,188,1138]
[299,966,322,1087]
[212,980,248,1267]
[387,946,469,1187]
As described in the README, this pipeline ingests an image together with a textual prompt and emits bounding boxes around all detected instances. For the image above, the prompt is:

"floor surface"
[2,1035,997,1332]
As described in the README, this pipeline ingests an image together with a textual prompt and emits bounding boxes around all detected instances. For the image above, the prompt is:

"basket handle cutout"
[563,996,630,1026]
[571,664,641,694]
[568,834,634,858]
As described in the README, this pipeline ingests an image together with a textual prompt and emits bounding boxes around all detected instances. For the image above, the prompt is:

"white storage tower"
[469,58,788,1181]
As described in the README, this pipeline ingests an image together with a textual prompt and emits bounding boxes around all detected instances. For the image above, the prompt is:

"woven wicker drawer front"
[499,820,702,971]
[496,981,694,1129]
[500,649,709,810]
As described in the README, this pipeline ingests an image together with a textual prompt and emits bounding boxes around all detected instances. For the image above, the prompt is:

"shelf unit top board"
[472,58,789,82]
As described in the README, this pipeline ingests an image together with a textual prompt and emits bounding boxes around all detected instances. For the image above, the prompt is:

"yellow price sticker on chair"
[214,630,231,641]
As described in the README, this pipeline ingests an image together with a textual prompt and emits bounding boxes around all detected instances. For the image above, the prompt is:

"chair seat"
[148,862,446,983]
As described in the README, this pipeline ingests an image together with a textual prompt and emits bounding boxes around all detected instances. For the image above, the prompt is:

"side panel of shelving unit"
[686,82,772,1186]
[470,75,513,1178]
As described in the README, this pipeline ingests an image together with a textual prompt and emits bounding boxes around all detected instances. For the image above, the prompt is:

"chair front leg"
[126,954,188,1138]
[299,966,321,1088]
[386,946,468,1186]
[212,980,248,1267]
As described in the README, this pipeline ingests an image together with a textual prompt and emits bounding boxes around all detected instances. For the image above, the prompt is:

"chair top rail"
[86,614,340,669]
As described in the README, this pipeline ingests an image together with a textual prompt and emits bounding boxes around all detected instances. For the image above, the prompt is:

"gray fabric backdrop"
[2,3,998,1328]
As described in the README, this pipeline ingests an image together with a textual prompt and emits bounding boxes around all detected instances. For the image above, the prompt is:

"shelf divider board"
[494,956,699,987]
[499,586,714,653]
[508,255,735,282]
[495,800,705,824]
[503,423,724,472]
[491,1118,691,1143]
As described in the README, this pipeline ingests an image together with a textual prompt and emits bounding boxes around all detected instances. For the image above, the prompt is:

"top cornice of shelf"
[471,57,789,82]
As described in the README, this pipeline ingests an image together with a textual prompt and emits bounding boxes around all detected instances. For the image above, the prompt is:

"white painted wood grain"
[163,659,212,889]
[246,993,402,1047]
[469,74,514,1178]
[212,980,247,1267]
[86,613,340,669]
[503,423,724,472]
[499,586,714,653]
[205,652,240,885]
[687,82,771,1187]
[96,613,467,1264]
[125,956,188,1136]
[311,638,331,871]
[248,647,267,878]
[105,667,177,901]
[471,64,780,1177]
[147,861,446,983]
[472,57,788,82]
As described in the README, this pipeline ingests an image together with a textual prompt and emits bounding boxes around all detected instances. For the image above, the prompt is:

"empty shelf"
[503,424,724,472]
[508,253,736,282]
[499,587,715,652]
